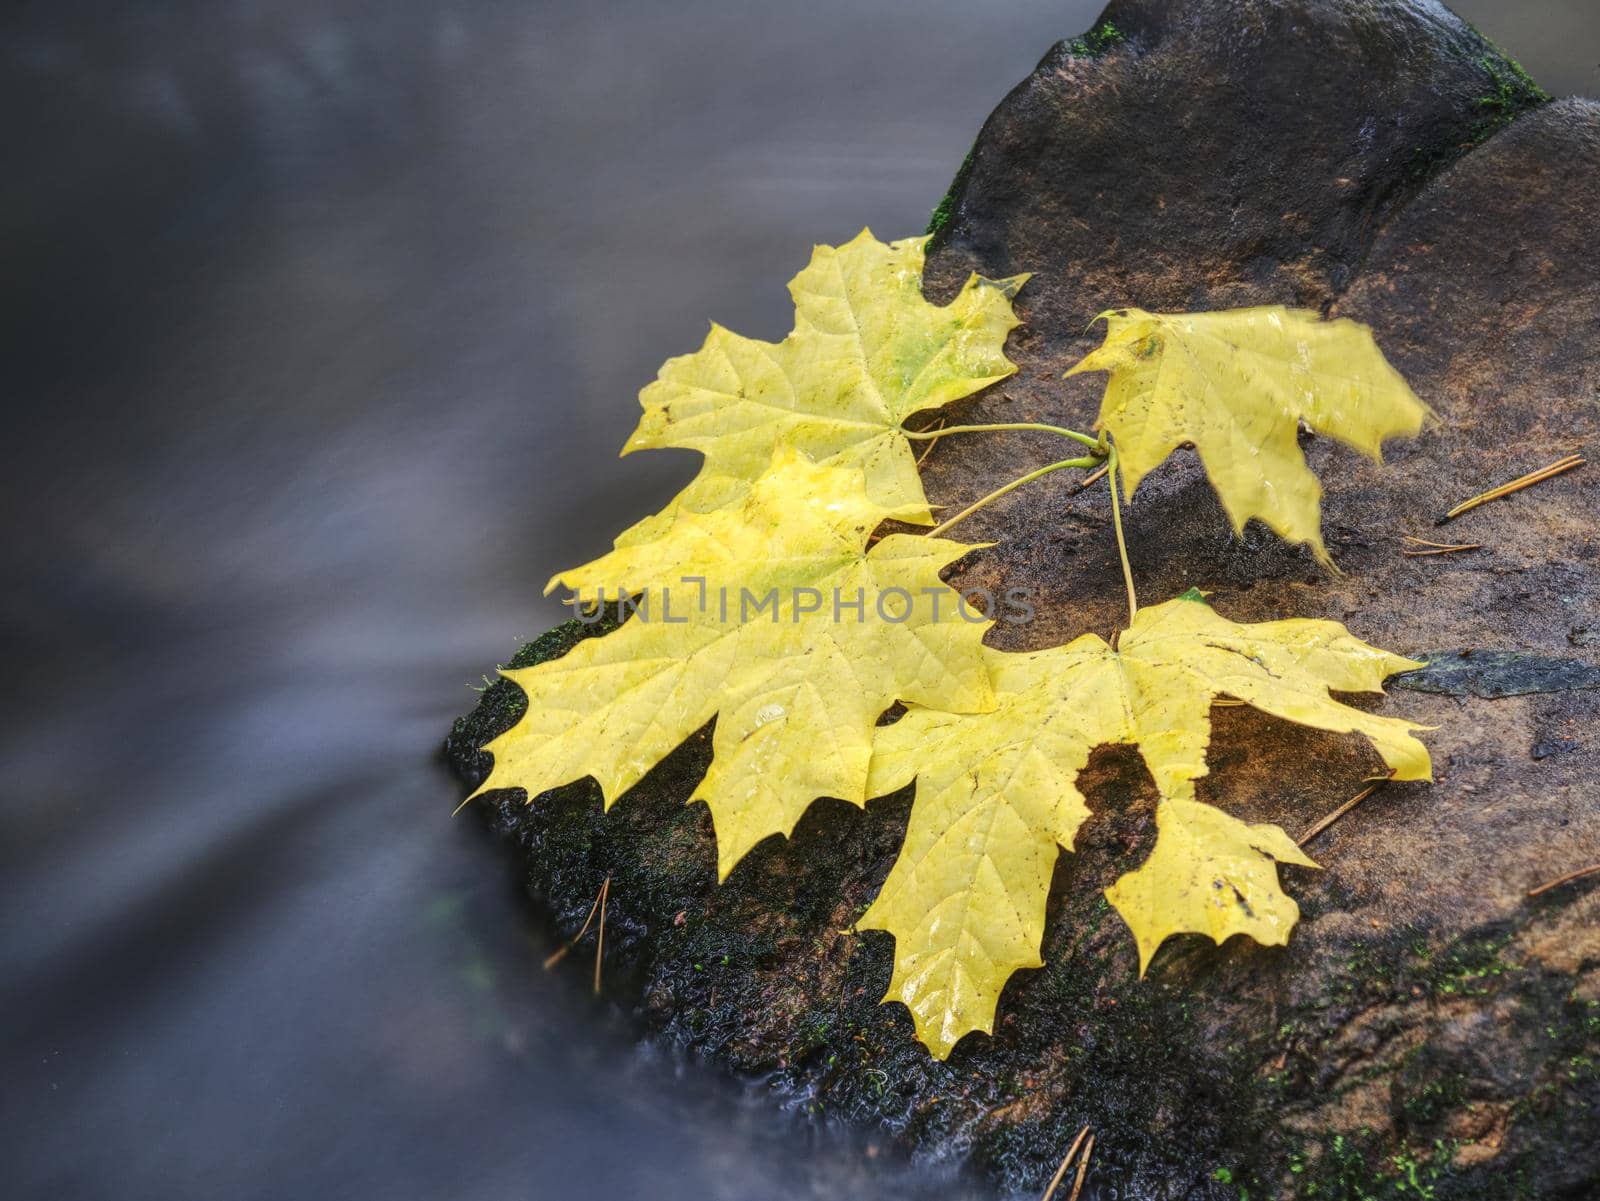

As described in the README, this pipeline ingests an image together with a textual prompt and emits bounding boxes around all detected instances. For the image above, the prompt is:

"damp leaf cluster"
[474,231,1435,1059]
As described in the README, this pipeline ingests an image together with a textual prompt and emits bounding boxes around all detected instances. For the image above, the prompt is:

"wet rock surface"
[447,3,1598,1196]
[1396,649,1600,698]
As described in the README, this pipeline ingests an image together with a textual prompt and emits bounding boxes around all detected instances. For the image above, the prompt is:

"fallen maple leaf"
[625,229,1028,530]
[476,448,994,880]
[861,592,1431,1058]
[472,233,1449,1065]
[1066,307,1432,565]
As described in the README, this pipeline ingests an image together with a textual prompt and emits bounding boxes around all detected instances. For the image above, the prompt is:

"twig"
[1067,1134,1095,1201]
[1298,771,1396,847]
[1527,862,1600,899]
[543,876,608,970]
[1073,463,1109,492]
[1040,1125,1090,1201]
[593,874,611,995]
[1439,454,1585,522]
[1401,535,1481,557]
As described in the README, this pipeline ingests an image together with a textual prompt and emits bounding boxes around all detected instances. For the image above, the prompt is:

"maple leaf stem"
[902,421,1103,452]
[1106,443,1138,629]
[926,454,1101,538]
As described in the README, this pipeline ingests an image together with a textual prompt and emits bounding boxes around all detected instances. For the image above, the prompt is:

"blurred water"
[1,3,1593,1199]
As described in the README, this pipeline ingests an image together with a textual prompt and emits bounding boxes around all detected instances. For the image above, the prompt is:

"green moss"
[1419,932,1516,997]
[925,145,977,241]
[1291,1131,1462,1200]
[1379,30,1550,212]
[1401,1075,1467,1127]
[1064,18,1126,59]
[1335,925,1519,1003]
[1453,15,1551,147]
[928,15,1122,242]
[1472,52,1549,138]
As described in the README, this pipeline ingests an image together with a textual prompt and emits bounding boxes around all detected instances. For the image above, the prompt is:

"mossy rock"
[446,2,1598,1195]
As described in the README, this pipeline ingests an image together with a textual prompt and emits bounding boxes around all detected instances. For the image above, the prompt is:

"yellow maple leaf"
[624,229,1028,529]
[477,448,994,881]
[1103,798,1318,977]
[1066,307,1432,565]
[862,593,1430,1058]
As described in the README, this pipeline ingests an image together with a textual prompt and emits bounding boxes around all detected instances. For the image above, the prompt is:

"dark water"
[2,4,1594,1199]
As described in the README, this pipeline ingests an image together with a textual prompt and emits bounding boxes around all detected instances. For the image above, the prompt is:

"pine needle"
[914,418,946,466]
[1439,454,1585,522]
[1401,535,1481,557]
[593,875,611,995]
[542,875,608,971]
[1298,771,1396,847]
[1067,1135,1095,1201]
[1527,862,1600,899]
[1040,1125,1090,1201]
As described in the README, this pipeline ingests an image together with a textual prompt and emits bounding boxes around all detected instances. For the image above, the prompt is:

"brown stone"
[448,3,1598,1196]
